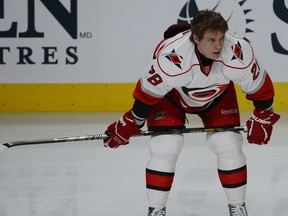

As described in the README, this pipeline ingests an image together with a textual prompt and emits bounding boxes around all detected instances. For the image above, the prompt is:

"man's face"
[194,30,225,60]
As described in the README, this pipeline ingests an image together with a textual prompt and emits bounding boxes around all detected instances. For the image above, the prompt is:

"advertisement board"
[1,0,287,83]
[0,0,287,112]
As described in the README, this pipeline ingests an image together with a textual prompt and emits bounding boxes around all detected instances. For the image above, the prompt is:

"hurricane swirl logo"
[154,111,167,121]
[177,0,255,42]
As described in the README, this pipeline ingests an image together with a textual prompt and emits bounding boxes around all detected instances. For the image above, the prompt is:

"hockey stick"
[0,126,245,155]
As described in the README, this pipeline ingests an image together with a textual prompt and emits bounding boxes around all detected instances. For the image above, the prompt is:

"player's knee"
[147,134,184,171]
[206,131,244,158]
[207,131,246,170]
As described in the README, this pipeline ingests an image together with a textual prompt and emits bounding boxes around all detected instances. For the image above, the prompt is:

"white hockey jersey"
[133,29,274,113]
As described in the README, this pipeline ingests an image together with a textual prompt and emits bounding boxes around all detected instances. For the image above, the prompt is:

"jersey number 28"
[147,65,163,86]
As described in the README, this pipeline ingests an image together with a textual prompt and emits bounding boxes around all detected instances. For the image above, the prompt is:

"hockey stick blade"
[0,126,245,155]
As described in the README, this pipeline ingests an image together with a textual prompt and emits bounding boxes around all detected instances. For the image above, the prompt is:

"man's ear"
[193,34,200,43]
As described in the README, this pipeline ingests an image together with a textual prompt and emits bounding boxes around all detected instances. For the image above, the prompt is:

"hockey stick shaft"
[0,126,245,154]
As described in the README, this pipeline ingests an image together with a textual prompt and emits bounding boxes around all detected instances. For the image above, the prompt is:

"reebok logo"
[221,109,238,115]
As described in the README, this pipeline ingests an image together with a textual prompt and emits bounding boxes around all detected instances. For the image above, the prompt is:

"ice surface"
[0,112,287,216]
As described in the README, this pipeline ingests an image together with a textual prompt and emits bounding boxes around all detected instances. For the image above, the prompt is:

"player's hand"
[103,110,141,148]
[246,109,280,145]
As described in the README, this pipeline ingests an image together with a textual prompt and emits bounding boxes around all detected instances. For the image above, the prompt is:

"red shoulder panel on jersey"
[133,80,163,105]
[246,73,275,101]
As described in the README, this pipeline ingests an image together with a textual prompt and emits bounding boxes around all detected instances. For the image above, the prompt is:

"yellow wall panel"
[0,83,286,112]
[0,83,135,112]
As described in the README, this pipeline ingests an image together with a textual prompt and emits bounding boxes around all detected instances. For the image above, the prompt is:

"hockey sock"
[146,168,174,209]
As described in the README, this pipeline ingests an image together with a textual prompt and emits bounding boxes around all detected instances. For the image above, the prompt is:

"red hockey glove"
[103,110,141,148]
[246,109,280,145]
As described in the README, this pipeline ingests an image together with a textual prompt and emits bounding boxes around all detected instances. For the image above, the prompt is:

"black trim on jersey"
[163,24,191,39]
[196,47,214,66]
[253,98,273,110]
[195,46,214,75]
[132,99,155,119]
[148,125,186,132]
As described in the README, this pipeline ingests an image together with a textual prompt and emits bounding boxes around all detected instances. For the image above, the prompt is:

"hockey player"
[103,10,280,216]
